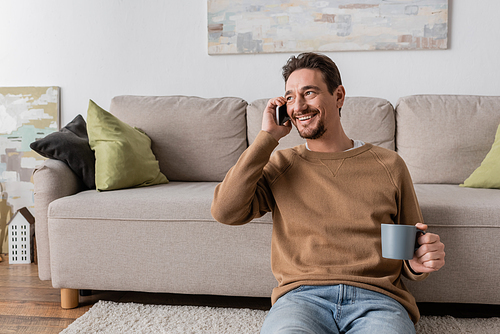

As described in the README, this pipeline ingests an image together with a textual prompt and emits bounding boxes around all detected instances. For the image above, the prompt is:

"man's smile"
[297,114,314,121]
[294,110,319,125]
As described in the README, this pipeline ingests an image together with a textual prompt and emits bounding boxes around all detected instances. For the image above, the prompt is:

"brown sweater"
[211,131,429,323]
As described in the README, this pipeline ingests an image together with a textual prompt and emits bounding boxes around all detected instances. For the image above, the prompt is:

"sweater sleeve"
[397,155,430,281]
[211,131,279,225]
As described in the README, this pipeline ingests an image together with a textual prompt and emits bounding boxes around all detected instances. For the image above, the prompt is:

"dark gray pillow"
[30,115,95,189]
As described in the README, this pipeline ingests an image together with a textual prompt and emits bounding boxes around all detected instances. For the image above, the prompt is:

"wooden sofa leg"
[61,288,79,309]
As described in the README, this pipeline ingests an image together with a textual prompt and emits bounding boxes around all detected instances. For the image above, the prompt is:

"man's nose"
[291,96,307,115]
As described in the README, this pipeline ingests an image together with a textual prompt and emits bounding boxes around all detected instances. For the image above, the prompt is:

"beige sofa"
[33,94,500,309]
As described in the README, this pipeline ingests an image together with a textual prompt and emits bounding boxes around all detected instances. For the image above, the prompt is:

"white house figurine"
[8,207,35,264]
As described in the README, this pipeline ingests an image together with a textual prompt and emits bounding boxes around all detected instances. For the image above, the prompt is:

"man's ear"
[336,85,346,109]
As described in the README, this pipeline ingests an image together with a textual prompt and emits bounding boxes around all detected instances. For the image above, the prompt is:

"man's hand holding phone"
[276,104,291,126]
[262,97,292,142]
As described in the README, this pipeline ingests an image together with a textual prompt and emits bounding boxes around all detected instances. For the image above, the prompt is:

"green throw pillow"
[87,100,168,191]
[460,123,500,189]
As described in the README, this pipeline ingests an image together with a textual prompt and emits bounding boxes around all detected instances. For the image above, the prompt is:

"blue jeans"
[261,285,415,334]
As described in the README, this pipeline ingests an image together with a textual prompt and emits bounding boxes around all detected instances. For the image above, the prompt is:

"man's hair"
[282,52,342,95]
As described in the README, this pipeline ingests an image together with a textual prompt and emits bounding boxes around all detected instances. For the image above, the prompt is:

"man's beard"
[294,108,326,140]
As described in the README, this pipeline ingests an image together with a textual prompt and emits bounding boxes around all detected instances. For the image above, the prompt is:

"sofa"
[33,94,500,309]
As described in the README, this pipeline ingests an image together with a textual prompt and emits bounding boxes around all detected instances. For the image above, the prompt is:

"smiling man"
[211,52,445,334]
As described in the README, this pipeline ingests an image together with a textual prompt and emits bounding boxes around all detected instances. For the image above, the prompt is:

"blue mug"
[381,224,426,260]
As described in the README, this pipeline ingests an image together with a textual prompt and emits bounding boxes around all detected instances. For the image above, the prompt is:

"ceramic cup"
[381,224,425,260]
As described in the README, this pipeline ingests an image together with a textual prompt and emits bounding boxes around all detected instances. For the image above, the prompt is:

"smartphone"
[276,104,290,126]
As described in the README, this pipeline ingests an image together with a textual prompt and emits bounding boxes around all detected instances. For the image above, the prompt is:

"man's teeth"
[298,115,313,121]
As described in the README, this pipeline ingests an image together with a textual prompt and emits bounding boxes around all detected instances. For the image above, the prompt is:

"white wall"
[1,0,499,125]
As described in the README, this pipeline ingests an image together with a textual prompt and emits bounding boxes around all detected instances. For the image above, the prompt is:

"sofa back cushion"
[110,95,248,181]
[395,95,500,184]
[247,97,396,150]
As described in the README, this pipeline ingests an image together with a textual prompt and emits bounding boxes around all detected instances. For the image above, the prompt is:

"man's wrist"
[405,260,423,275]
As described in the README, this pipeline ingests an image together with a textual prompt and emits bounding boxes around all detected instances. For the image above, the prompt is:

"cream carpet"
[61,300,500,334]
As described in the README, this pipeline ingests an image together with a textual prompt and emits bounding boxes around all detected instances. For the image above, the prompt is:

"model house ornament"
[8,207,35,264]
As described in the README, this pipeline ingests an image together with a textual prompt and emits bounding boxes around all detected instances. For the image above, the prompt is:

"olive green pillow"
[460,123,500,189]
[87,100,168,191]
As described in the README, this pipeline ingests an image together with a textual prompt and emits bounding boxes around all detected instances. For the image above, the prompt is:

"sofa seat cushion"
[414,184,500,227]
[407,184,500,304]
[47,182,276,297]
[48,182,274,224]
[48,182,236,222]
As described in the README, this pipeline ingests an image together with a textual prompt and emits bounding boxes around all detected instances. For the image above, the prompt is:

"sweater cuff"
[403,260,430,281]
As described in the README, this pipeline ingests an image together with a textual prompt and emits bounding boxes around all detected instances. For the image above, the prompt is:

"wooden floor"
[1,254,499,333]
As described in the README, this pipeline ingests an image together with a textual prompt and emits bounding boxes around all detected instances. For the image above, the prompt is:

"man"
[211,52,445,333]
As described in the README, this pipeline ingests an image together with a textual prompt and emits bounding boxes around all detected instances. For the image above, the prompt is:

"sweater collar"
[295,142,373,160]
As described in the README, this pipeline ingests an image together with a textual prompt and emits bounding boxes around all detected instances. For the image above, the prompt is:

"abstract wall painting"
[208,0,448,54]
[0,87,59,253]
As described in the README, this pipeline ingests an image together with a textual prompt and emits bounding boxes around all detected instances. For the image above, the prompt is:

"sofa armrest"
[34,159,85,281]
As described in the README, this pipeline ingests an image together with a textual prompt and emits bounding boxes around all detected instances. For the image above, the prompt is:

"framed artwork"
[0,86,59,253]
[208,0,448,54]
